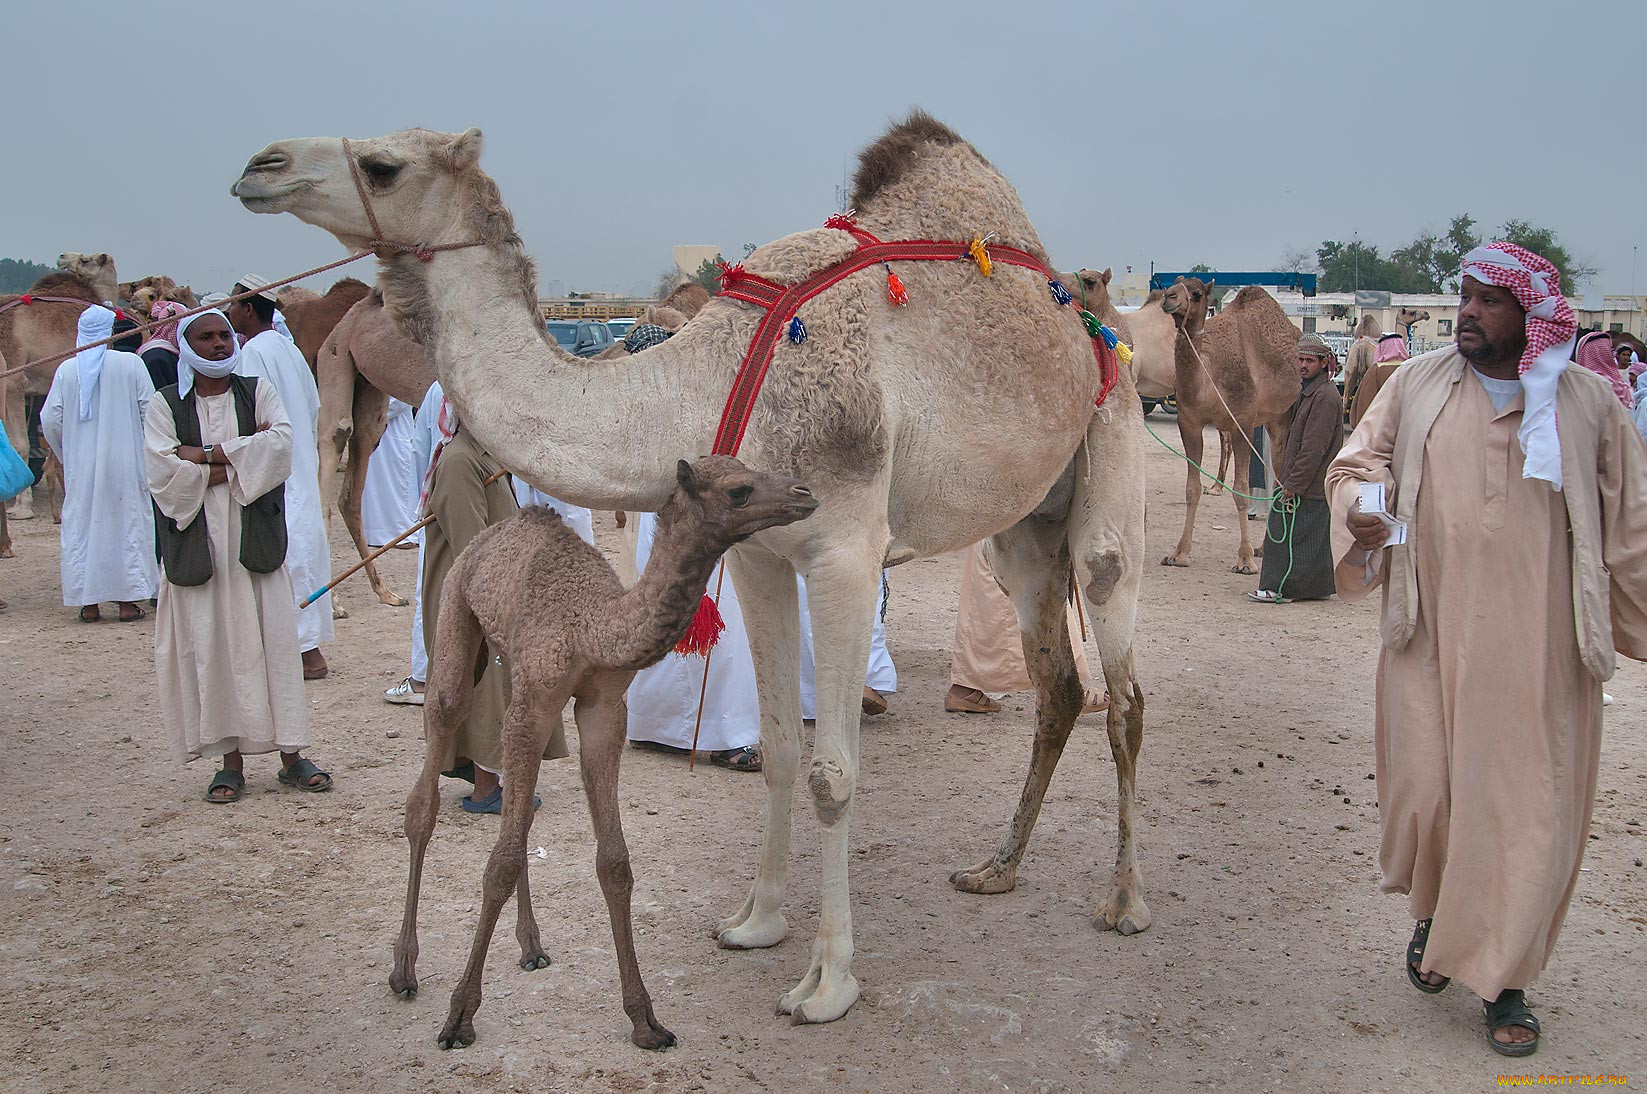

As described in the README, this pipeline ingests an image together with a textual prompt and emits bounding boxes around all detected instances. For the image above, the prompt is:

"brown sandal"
[79,605,100,623]
[945,686,1001,714]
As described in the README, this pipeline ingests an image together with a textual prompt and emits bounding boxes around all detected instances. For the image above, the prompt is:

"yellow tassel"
[967,236,993,277]
[1116,342,1134,366]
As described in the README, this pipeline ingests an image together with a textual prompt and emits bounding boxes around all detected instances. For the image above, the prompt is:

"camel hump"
[28,271,100,302]
[849,109,967,209]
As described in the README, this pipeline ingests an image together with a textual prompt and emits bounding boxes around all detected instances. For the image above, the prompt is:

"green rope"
[1140,416,1301,595]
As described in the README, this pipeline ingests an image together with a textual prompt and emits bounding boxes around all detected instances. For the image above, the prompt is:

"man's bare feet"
[945,685,1001,714]
[862,686,889,716]
[301,648,328,680]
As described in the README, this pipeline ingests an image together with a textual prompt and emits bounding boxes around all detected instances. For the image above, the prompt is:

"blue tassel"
[1048,279,1073,307]
[1096,323,1120,350]
[788,316,808,344]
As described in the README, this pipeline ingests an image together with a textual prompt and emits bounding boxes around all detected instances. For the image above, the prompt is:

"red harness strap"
[710,225,1119,457]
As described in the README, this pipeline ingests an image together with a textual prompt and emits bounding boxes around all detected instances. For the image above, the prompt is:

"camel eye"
[728,485,753,508]
[361,158,401,186]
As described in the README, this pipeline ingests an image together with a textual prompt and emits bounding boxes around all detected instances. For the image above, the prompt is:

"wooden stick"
[686,561,728,773]
[1073,574,1088,644]
[301,467,507,607]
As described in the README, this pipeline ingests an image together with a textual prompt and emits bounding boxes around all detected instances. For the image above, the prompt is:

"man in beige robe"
[1326,243,1647,1056]
[946,543,1105,715]
[146,310,331,802]
[421,415,566,813]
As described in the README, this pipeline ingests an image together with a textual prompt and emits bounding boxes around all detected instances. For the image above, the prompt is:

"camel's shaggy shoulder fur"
[28,271,100,303]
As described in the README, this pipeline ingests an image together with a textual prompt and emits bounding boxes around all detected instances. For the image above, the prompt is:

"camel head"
[665,456,819,547]
[1354,313,1381,339]
[57,252,117,302]
[127,275,197,316]
[1160,277,1214,323]
[1396,307,1430,329]
[232,128,497,255]
[1071,268,1115,312]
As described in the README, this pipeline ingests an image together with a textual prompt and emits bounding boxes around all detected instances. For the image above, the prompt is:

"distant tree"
[1495,219,1597,292]
[1317,215,1595,295]
[1277,247,1318,276]
[741,242,757,260]
[1188,262,1213,274]
[690,255,725,295]
[653,267,685,300]
[1317,240,1392,293]
[0,257,55,294]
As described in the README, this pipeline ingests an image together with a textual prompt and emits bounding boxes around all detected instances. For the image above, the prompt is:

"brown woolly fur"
[27,271,100,302]
[659,282,709,318]
[850,109,966,210]
[742,229,860,285]
[391,456,818,1052]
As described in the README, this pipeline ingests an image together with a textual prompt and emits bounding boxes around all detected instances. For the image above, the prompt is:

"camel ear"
[448,128,484,171]
[675,459,698,496]
[1205,280,1216,294]
[97,253,112,267]
[1101,267,1113,285]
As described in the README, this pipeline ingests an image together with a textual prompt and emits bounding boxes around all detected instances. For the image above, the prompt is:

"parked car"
[607,318,636,340]
[1141,395,1178,417]
[545,319,615,357]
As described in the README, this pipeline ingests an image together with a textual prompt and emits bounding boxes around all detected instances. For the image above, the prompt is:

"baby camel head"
[666,456,819,546]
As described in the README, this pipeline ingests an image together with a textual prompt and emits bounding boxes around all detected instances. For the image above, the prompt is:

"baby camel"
[391,455,818,1051]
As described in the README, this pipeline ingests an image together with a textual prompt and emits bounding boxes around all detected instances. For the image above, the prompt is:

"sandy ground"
[2,415,1644,1094]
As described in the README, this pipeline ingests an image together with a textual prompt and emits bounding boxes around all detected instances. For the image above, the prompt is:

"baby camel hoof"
[1230,563,1256,576]
[1161,556,1188,568]
[332,604,350,620]
[519,952,551,971]
[378,592,409,608]
[1094,894,1153,936]
[716,914,787,950]
[631,1023,677,1051]
[788,977,860,1025]
[389,974,418,999]
[948,860,1018,895]
[436,1025,475,1051]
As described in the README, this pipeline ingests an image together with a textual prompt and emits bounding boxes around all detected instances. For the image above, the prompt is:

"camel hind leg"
[1163,417,1207,566]
[390,576,485,1000]
[1069,409,1151,935]
[1203,430,1230,495]
[950,518,1083,896]
[1227,428,1258,575]
[574,669,674,1049]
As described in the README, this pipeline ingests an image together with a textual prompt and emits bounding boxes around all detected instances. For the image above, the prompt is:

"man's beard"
[1457,327,1525,367]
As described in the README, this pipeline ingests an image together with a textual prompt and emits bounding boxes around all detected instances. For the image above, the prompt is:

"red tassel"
[887,270,908,306]
[823,213,857,232]
[674,594,725,655]
[20,295,32,305]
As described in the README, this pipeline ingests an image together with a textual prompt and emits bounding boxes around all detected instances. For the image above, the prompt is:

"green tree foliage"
[691,255,725,295]
[0,258,55,294]
[1317,216,1594,295]
[1188,262,1213,274]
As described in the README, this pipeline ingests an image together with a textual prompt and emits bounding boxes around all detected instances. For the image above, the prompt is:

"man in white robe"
[228,275,334,679]
[385,382,442,706]
[146,310,331,802]
[363,397,420,547]
[40,305,159,621]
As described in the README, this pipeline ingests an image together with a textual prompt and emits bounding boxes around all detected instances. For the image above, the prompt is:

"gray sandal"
[205,768,245,804]
[277,756,333,792]
[1484,989,1540,1057]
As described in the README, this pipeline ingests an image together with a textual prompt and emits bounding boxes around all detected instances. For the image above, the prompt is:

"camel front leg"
[1228,428,1258,574]
[574,672,675,1050]
[3,380,34,523]
[777,544,882,1025]
[1163,418,1206,566]
[950,521,1082,896]
[715,545,802,950]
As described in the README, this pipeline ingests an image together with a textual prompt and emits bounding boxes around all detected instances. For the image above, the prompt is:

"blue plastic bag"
[0,427,32,503]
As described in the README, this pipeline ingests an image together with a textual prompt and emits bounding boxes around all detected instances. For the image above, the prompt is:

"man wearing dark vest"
[143,309,332,804]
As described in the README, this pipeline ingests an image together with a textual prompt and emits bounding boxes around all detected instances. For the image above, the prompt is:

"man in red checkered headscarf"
[1323,241,1647,1058]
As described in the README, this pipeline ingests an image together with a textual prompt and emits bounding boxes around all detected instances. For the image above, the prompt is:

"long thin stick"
[686,561,728,772]
[1073,574,1088,644]
[301,467,506,607]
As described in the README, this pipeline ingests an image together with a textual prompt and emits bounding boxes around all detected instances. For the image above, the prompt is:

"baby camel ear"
[675,459,697,496]
[448,128,484,171]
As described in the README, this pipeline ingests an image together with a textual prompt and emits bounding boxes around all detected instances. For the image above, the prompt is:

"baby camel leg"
[437,687,559,1050]
[512,712,563,973]
[390,586,484,999]
[575,670,674,1050]
[950,520,1083,895]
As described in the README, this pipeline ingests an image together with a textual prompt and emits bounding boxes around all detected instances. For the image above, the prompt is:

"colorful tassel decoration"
[674,594,726,656]
[967,236,993,277]
[1048,279,1073,307]
[714,260,746,290]
[1095,322,1120,350]
[824,212,857,232]
[1115,341,1134,366]
[1078,309,1103,339]
[788,316,808,344]
[885,264,909,306]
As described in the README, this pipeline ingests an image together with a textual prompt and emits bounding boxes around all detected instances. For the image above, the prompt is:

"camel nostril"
[245,152,288,175]
[791,485,813,497]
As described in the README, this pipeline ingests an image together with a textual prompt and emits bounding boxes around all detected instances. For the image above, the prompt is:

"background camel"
[236,113,1151,1025]
[1160,277,1300,573]
[0,271,101,524]
[314,287,435,612]
[394,457,818,1051]
[657,281,709,318]
[1341,313,1382,414]
[56,253,117,305]
[125,275,197,316]
[279,277,372,374]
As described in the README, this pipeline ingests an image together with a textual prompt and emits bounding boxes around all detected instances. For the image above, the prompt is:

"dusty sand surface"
[2,416,1644,1093]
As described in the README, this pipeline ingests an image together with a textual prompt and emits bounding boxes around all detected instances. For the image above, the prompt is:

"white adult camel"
[231,114,1149,1028]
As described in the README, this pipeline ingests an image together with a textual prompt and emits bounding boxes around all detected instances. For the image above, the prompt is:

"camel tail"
[423,574,485,758]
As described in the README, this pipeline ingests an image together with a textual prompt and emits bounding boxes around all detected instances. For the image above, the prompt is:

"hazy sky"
[6,1,1644,299]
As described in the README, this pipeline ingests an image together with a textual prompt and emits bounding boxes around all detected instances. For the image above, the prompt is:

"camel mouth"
[231,176,314,212]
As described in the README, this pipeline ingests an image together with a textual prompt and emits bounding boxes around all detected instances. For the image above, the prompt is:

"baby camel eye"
[728,485,753,508]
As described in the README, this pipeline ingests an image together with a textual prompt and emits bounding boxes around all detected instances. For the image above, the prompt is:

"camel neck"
[383,245,731,511]
[592,501,729,671]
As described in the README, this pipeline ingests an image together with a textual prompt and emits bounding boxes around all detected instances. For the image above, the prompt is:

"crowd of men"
[9,241,1647,1057]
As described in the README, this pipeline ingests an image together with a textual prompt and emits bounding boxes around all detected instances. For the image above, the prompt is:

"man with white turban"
[144,309,332,802]
[1327,242,1647,1057]
[40,305,159,622]
[227,274,334,679]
